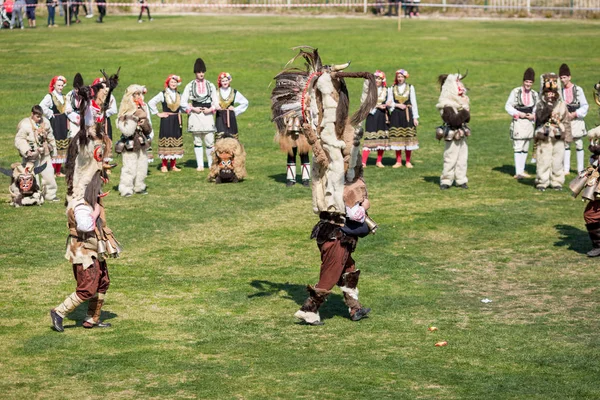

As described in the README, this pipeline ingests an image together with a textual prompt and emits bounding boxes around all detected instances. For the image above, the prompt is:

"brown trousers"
[584,201,600,224]
[315,239,356,291]
[73,259,110,301]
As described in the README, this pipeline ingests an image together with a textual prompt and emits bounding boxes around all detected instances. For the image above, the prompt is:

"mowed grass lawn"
[1,14,599,399]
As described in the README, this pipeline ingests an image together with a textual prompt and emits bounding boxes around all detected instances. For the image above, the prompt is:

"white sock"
[301,163,310,181]
[205,147,213,168]
[577,150,585,173]
[194,147,204,168]
[564,149,571,173]
[514,153,521,175]
[287,163,296,181]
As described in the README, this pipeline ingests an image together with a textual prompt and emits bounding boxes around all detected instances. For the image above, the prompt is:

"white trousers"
[440,138,468,186]
[119,149,148,196]
[535,139,564,188]
[192,133,215,168]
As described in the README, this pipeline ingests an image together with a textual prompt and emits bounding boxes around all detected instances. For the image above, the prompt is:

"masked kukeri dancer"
[362,70,392,168]
[14,105,58,201]
[559,63,589,175]
[40,75,68,176]
[534,73,572,191]
[117,84,153,196]
[1,161,47,207]
[181,58,219,171]
[505,67,538,180]
[389,68,419,169]
[148,74,184,172]
[436,72,471,190]
[272,47,378,325]
[50,71,121,332]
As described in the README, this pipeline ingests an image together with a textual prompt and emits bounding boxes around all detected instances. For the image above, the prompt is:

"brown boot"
[294,285,331,325]
[339,270,371,321]
[586,222,600,257]
[82,294,111,329]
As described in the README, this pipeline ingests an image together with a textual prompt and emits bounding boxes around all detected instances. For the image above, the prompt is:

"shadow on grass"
[269,173,288,184]
[554,224,589,255]
[248,280,349,321]
[56,302,118,331]
[492,164,536,187]
[423,176,440,186]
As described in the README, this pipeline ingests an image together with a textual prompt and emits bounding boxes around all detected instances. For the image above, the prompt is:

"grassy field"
[1,15,600,399]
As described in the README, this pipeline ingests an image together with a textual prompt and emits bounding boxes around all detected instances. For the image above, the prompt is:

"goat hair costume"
[1,162,47,207]
[271,47,378,325]
[208,137,247,183]
[50,69,121,333]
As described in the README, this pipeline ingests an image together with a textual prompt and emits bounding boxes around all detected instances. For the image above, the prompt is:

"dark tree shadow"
[248,280,349,321]
[554,224,589,255]
[423,176,440,186]
[269,173,288,184]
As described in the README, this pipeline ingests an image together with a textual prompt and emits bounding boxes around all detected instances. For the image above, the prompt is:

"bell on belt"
[581,182,598,201]
[97,240,107,255]
[569,172,589,197]
[365,216,378,234]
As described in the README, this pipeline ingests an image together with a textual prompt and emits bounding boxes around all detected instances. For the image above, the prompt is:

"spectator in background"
[386,0,398,16]
[25,0,36,28]
[46,0,57,27]
[10,0,24,29]
[137,0,152,22]
[96,0,105,23]
[4,0,14,20]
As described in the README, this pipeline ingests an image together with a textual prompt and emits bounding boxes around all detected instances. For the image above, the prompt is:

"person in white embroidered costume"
[388,68,419,168]
[559,63,589,175]
[181,58,219,171]
[148,74,184,172]
[40,75,68,177]
[505,67,538,180]
[14,105,59,201]
[215,72,249,141]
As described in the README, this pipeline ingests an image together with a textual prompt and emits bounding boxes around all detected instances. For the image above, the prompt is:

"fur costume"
[535,73,571,142]
[208,137,247,183]
[51,69,121,333]
[116,84,153,196]
[1,162,47,206]
[588,81,600,139]
[435,73,471,141]
[272,47,377,325]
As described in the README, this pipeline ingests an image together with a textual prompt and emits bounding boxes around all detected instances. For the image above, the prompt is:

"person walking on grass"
[505,67,538,180]
[137,0,152,23]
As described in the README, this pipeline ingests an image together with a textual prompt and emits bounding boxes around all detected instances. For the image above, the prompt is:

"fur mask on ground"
[208,137,247,183]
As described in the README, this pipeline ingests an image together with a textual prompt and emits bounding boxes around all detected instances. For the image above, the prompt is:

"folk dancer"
[388,68,419,168]
[505,67,538,180]
[117,84,153,196]
[362,70,392,168]
[215,72,249,141]
[148,74,184,172]
[50,72,121,332]
[559,63,589,175]
[181,58,219,171]
[14,105,59,201]
[436,72,471,189]
[40,75,68,176]
[534,73,571,191]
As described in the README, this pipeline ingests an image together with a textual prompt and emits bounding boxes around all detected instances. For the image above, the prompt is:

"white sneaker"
[150,18,153,21]
[138,20,143,23]
[85,13,94,18]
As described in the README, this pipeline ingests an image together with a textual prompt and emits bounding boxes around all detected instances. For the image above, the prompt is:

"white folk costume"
[272,47,377,325]
[505,67,539,179]
[65,73,85,139]
[14,112,58,201]
[181,58,218,171]
[148,74,184,172]
[116,84,153,197]
[40,75,68,175]
[534,73,572,191]
[215,72,249,141]
[436,73,471,189]
[50,71,121,332]
[388,69,419,168]
[559,64,589,174]
[1,162,48,207]
[362,70,392,168]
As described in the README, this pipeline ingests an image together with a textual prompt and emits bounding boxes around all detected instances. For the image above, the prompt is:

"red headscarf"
[217,72,232,88]
[164,74,182,88]
[49,76,67,93]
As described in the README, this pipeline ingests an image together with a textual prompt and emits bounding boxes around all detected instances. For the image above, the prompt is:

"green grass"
[1,15,600,399]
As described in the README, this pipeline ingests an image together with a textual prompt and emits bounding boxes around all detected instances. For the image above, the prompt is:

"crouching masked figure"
[1,162,47,206]
[50,71,122,332]
[271,47,378,325]
[208,137,247,183]
[116,84,153,197]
